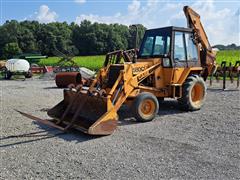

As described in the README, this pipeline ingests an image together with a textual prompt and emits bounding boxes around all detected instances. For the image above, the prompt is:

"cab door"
[172,31,199,83]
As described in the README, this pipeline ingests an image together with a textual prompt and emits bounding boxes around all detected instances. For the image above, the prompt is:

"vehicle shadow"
[157,100,184,115]
[33,121,103,142]
[0,129,65,148]
[43,86,61,89]
[207,87,239,92]
[0,123,101,148]
[118,99,184,126]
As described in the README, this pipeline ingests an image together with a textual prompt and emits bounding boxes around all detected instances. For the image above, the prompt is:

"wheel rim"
[191,82,204,106]
[140,99,156,118]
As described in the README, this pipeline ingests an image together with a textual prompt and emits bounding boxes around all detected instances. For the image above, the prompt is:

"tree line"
[0,20,146,59]
[213,44,240,51]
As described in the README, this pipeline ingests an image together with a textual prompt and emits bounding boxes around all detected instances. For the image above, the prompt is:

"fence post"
[210,75,213,86]
[222,61,226,90]
[237,61,240,88]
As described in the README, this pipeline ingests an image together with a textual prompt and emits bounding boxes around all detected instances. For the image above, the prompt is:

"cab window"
[153,36,164,55]
[141,36,154,56]
[174,32,185,61]
[185,33,198,61]
[139,33,170,58]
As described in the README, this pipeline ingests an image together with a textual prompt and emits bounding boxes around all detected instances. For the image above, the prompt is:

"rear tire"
[157,97,164,105]
[25,71,32,78]
[4,71,12,80]
[132,92,159,122]
[31,63,39,67]
[178,75,206,111]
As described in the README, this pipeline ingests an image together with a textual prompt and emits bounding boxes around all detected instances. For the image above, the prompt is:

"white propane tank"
[6,59,30,72]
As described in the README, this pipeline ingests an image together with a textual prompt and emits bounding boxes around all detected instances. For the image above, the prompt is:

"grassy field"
[216,50,240,65]
[38,55,105,70]
[37,50,239,70]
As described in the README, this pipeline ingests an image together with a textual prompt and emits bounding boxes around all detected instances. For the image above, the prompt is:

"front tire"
[132,92,159,122]
[178,75,206,111]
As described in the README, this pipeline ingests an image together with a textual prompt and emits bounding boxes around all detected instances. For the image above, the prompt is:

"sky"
[0,0,239,46]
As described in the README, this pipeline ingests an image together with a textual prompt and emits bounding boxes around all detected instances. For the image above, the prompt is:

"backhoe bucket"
[47,89,118,135]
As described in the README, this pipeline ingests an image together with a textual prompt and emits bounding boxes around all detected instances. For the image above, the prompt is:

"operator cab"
[138,26,200,68]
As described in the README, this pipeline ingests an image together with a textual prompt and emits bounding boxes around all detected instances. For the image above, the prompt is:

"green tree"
[0,19,147,58]
[0,20,20,57]
[3,42,22,58]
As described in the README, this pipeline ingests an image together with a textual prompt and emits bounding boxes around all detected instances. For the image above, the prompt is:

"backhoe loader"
[18,6,217,135]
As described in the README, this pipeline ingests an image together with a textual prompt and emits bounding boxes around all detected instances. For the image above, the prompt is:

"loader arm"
[109,62,161,111]
[183,6,217,79]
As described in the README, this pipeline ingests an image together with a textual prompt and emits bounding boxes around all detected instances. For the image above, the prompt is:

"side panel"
[162,68,174,85]
[172,68,185,83]
[137,58,174,89]
[154,66,165,89]
[177,67,203,85]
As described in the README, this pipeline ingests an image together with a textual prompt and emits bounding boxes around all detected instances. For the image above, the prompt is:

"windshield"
[139,33,171,58]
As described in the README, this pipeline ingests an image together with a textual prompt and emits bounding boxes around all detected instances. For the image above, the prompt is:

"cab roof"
[145,26,193,34]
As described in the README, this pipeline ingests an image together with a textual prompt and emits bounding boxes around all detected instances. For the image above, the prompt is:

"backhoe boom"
[184,6,217,78]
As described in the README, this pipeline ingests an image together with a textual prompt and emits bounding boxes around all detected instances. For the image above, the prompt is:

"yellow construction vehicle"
[19,6,217,135]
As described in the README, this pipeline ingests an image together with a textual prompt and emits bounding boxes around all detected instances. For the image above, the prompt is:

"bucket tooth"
[16,110,65,131]
[88,108,118,135]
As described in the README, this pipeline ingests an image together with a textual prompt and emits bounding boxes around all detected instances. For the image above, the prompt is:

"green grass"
[216,50,240,65]
[37,50,240,70]
[38,55,105,70]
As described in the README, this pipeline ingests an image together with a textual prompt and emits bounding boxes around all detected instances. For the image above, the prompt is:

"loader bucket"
[47,89,118,135]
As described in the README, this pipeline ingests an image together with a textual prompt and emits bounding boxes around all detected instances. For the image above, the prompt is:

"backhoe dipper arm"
[183,6,217,79]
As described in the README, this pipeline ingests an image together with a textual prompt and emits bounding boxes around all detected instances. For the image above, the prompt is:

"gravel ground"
[0,78,239,179]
